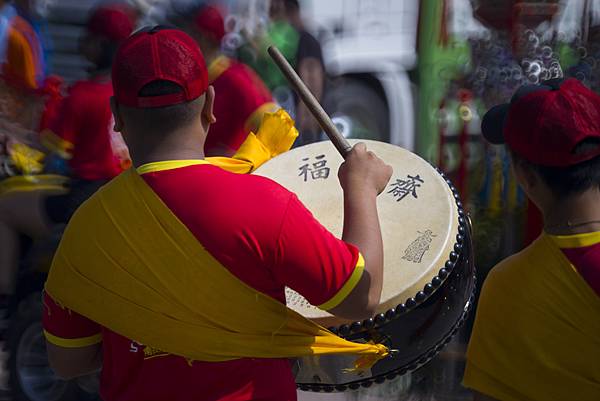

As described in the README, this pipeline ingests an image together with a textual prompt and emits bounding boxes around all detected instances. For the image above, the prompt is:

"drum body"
[254,140,475,391]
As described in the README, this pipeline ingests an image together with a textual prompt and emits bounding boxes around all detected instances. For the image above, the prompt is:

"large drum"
[254,140,476,392]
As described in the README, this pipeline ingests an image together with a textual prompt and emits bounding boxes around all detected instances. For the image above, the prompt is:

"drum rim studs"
[363,318,375,329]
[295,290,479,392]
[405,298,417,308]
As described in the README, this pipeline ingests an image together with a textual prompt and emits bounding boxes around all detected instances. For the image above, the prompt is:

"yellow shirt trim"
[318,253,365,311]
[136,160,211,175]
[208,55,232,83]
[44,330,102,348]
[547,231,600,249]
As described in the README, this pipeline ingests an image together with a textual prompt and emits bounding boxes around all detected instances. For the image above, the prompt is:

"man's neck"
[134,148,206,168]
[131,130,207,168]
[543,189,600,235]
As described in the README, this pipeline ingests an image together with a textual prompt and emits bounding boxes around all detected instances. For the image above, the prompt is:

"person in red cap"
[41,26,392,401]
[180,4,277,156]
[0,4,134,317]
[464,78,600,401]
[39,3,135,215]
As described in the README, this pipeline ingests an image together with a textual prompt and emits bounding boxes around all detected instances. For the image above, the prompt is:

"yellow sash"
[205,108,297,173]
[464,234,600,401]
[44,109,388,367]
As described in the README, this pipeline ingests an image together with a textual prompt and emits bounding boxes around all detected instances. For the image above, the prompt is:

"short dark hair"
[513,138,600,198]
[122,80,204,135]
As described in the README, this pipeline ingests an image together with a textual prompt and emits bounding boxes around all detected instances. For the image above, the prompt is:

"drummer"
[464,78,600,400]
[42,27,392,401]
[0,5,134,319]
[177,5,277,156]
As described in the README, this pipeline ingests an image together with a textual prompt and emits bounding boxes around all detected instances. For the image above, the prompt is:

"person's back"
[43,27,393,401]
[464,78,600,401]
[206,56,275,155]
[41,6,134,181]
[44,78,123,180]
[46,161,372,400]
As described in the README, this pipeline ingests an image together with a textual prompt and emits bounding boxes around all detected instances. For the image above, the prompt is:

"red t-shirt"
[43,77,126,180]
[43,161,363,401]
[205,56,275,157]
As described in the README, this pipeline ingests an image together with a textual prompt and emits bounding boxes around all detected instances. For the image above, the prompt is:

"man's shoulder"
[482,241,540,293]
[213,166,296,204]
[67,78,110,99]
[68,175,119,216]
[208,163,283,184]
[221,60,269,91]
[144,164,295,207]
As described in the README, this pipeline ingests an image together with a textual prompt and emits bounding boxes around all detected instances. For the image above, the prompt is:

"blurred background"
[1,0,599,400]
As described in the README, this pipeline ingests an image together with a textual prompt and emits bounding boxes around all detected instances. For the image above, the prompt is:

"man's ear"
[110,97,124,132]
[202,85,217,126]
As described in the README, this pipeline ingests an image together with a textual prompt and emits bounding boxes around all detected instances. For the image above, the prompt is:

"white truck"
[301,0,418,149]
[222,0,419,149]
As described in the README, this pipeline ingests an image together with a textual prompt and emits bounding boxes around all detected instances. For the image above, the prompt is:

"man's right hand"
[338,142,393,196]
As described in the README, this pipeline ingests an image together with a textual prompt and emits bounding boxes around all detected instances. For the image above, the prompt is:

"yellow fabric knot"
[207,109,298,174]
[345,343,390,373]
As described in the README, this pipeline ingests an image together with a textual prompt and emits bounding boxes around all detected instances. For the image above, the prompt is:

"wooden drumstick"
[268,46,352,158]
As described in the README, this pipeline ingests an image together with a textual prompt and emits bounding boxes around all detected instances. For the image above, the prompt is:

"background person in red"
[177,4,277,156]
[0,4,133,317]
[42,27,392,401]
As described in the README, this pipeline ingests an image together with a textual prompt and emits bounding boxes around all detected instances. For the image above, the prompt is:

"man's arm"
[46,342,102,380]
[328,143,392,320]
[269,143,391,321]
[42,292,103,380]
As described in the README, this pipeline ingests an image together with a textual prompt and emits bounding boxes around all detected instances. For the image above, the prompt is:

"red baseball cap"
[195,5,226,43]
[87,4,135,42]
[482,78,600,167]
[112,26,208,108]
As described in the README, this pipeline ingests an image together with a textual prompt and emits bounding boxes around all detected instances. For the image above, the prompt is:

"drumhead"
[254,140,459,326]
